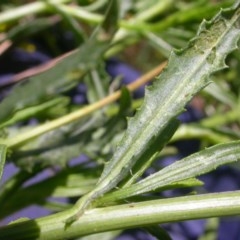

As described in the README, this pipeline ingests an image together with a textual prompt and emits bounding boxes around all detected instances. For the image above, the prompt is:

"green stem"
[134,0,174,22]
[57,4,103,23]
[1,191,240,239]
[120,1,234,32]
[200,107,240,127]
[1,63,166,148]
[81,0,108,12]
[0,0,71,24]
[44,0,87,42]
[171,124,232,144]
[0,0,209,57]
[105,0,174,57]
[0,170,38,218]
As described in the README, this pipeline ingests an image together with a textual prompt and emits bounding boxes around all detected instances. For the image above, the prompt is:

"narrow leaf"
[68,2,240,222]
[0,39,109,123]
[0,166,99,219]
[0,145,7,182]
[122,119,179,187]
[101,0,119,37]
[97,2,240,186]
[0,97,69,129]
[100,140,240,201]
[199,218,219,240]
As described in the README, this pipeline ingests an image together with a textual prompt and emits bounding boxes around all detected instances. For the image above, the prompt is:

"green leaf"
[44,0,86,43]
[84,62,110,103]
[101,0,119,37]
[204,80,237,107]
[171,124,233,144]
[199,218,219,240]
[2,17,55,44]
[11,96,128,170]
[0,145,7,182]
[11,117,101,170]
[0,97,69,129]
[122,0,235,32]
[67,2,240,222]
[118,87,132,116]
[155,178,204,192]
[100,140,240,202]
[8,218,31,225]
[121,119,179,187]
[0,39,109,123]
[96,178,203,207]
[98,1,240,186]
[0,165,100,219]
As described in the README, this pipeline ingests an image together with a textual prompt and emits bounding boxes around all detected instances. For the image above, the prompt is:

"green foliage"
[0,39,109,123]
[0,145,7,182]
[98,140,240,203]
[0,0,240,239]
[66,1,240,224]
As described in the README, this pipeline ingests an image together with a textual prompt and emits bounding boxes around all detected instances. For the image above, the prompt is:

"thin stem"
[120,1,234,32]
[0,0,177,57]
[106,1,174,56]
[0,0,71,24]
[200,106,240,127]
[81,0,108,12]
[0,170,37,216]
[171,124,232,144]
[58,4,103,23]
[134,0,174,21]
[44,0,87,42]
[1,191,240,239]
[2,62,167,148]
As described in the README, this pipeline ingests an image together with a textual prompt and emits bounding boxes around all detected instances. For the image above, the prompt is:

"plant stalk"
[1,191,240,240]
[2,62,166,148]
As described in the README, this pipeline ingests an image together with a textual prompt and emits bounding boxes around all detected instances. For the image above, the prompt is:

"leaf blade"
[98,2,240,189]
[0,145,7,183]
[68,2,240,222]
[103,140,240,201]
[0,39,109,123]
